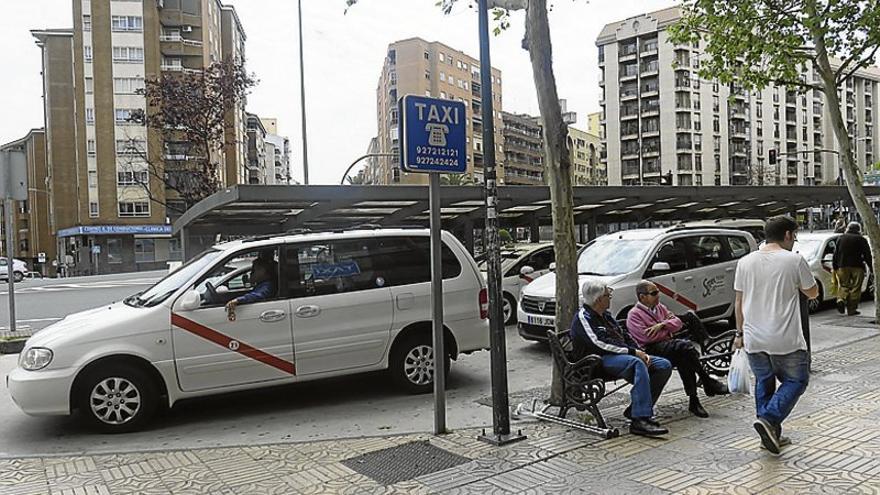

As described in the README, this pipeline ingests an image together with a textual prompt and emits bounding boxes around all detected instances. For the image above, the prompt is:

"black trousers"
[645,339,709,398]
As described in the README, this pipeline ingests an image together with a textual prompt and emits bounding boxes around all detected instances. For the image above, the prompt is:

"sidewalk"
[3,323,880,494]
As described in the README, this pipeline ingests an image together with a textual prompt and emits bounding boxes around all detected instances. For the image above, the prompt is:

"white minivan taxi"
[8,229,489,432]
[517,227,757,341]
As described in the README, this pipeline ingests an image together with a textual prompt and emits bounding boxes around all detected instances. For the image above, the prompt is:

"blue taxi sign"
[399,95,467,174]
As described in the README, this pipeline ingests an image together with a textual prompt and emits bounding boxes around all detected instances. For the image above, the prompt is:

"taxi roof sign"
[399,95,467,174]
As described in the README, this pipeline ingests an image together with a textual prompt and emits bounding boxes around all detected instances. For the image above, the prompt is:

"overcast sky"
[2,0,673,185]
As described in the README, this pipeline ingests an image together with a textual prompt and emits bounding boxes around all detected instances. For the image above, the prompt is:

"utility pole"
[297,0,310,185]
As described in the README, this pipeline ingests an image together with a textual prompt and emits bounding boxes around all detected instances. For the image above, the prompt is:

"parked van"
[517,227,757,341]
[8,229,489,432]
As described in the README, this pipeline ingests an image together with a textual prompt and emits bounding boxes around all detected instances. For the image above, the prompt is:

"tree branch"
[836,43,880,85]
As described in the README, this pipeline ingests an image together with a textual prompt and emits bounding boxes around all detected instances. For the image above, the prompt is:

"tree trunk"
[808,1,880,324]
[525,0,578,404]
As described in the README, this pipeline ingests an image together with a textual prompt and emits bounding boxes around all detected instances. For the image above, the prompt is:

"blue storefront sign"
[399,95,467,174]
[57,225,172,238]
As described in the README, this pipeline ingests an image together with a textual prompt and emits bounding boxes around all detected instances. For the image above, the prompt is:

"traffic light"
[769,149,777,165]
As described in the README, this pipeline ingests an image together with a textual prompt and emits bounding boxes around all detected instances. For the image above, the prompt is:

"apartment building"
[597,7,880,187]
[221,4,248,186]
[0,130,56,276]
[261,118,292,185]
[24,0,248,275]
[502,111,605,186]
[246,113,268,184]
[373,38,504,185]
[502,112,543,185]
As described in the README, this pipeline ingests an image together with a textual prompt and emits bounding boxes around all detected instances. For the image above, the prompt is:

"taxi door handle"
[683,276,694,281]
[726,267,735,272]
[260,310,286,322]
[295,305,321,318]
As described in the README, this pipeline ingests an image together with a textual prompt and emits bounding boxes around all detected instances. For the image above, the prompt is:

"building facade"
[373,38,504,185]
[246,113,268,184]
[24,0,248,275]
[597,7,880,187]
[501,111,605,186]
[261,118,292,185]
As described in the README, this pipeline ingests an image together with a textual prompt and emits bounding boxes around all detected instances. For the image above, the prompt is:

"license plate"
[526,315,554,327]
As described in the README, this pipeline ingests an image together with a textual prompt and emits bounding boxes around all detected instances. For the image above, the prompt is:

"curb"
[0,339,26,354]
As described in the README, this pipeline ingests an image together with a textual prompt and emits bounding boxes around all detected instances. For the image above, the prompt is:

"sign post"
[0,149,28,333]
[399,94,466,435]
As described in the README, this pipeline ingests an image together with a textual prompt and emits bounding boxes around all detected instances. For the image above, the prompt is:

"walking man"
[734,215,818,454]
[833,222,872,316]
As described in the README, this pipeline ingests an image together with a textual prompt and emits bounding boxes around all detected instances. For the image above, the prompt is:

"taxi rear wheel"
[390,333,450,394]
[77,364,158,433]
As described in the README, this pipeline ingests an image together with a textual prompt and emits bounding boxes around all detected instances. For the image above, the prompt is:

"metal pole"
[297,0,310,185]
[476,0,525,446]
[340,153,396,185]
[5,199,16,333]
[429,172,446,434]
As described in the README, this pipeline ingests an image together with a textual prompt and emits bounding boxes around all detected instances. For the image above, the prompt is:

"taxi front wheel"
[77,364,159,433]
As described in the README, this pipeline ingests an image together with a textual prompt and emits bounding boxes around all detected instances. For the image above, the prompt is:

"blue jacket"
[569,304,641,357]
[235,280,275,304]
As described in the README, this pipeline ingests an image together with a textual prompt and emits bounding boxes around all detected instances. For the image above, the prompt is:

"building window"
[87,139,96,155]
[112,46,145,63]
[83,45,93,62]
[440,71,446,82]
[425,70,430,80]
[89,201,99,217]
[424,51,429,60]
[111,15,143,32]
[107,238,123,264]
[85,108,95,124]
[115,108,140,124]
[439,53,445,63]
[118,201,150,217]
[117,170,148,185]
[88,170,98,188]
[85,77,94,94]
[113,77,145,94]
[168,238,183,261]
[134,239,155,263]
[116,138,146,155]
[83,14,91,31]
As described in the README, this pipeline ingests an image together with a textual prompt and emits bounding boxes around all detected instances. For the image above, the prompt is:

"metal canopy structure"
[174,184,877,240]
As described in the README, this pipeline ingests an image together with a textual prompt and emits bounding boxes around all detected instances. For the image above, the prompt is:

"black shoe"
[837,300,846,314]
[630,418,668,437]
[754,418,780,454]
[849,310,861,316]
[703,378,729,397]
[689,397,709,418]
[623,406,660,426]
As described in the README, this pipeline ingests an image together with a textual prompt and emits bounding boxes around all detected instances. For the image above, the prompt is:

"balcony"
[731,127,748,139]
[643,146,660,158]
[641,62,659,76]
[619,45,638,61]
[641,104,660,117]
[160,36,203,57]
[640,43,658,57]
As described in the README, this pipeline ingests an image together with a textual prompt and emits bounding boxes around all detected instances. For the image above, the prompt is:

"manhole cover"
[341,440,470,485]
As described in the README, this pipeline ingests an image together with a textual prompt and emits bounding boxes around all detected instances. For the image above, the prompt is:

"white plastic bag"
[727,349,752,395]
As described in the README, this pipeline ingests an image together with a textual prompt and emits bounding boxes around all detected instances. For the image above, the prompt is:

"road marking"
[171,313,296,375]
[0,279,160,295]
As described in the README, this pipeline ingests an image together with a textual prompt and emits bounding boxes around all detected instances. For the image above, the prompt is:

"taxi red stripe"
[653,282,699,311]
[171,313,296,375]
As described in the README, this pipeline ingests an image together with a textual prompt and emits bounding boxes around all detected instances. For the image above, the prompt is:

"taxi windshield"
[577,238,653,276]
[125,249,223,307]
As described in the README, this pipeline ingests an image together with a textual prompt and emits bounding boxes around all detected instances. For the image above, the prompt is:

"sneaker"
[837,300,846,314]
[761,435,791,450]
[754,418,780,454]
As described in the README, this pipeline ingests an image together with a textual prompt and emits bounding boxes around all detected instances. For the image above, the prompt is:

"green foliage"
[668,1,880,94]
[499,228,513,244]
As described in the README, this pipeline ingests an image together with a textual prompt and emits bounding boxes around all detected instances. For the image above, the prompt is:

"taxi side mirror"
[177,290,201,311]
[823,254,834,264]
[651,261,671,272]
[549,262,556,271]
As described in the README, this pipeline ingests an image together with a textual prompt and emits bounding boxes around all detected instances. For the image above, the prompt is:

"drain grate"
[341,440,470,485]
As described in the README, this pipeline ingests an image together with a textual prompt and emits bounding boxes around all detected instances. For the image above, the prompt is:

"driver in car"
[225,257,277,321]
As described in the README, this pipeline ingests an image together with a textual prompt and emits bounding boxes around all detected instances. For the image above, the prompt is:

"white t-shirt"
[734,248,815,354]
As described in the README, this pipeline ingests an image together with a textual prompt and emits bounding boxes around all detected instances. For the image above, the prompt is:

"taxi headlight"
[20,347,53,371]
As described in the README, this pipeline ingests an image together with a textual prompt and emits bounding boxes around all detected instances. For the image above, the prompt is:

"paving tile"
[0,480,50,495]
[101,473,167,494]
[45,472,105,493]
[49,486,110,495]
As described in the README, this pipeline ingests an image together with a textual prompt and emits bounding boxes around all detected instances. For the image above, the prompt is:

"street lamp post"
[298,0,310,185]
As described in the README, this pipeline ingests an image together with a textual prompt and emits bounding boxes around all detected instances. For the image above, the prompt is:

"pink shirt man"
[626,301,684,348]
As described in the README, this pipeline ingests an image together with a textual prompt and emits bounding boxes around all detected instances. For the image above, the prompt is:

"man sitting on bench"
[569,277,672,437]
[626,281,729,419]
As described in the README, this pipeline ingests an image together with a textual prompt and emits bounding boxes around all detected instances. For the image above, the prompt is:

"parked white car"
[785,231,871,312]
[0,257,29,282]
[517,227,757,341]
[8,229,489,432]
[478,242,555,325]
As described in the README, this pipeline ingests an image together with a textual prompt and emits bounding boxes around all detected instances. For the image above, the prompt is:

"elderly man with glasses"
[626,281,729,419]
[569,276,673,437]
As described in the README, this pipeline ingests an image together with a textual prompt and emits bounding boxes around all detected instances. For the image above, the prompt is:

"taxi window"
[688,236,729,267]
[726,236,751,260]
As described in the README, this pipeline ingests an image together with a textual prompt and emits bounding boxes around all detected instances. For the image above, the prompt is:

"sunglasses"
[640,290,660,296]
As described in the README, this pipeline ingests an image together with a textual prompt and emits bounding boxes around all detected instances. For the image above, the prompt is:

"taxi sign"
[399,95,467,174]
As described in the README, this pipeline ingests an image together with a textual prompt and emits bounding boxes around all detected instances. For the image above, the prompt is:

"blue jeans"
[747,350,810,431]
[601,354,672,419]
